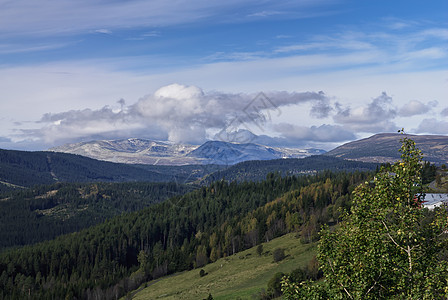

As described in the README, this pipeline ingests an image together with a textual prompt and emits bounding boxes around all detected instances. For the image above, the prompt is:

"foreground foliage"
[283,134,448,299]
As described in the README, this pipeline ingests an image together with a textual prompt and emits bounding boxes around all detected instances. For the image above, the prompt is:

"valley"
[0,133,447,299]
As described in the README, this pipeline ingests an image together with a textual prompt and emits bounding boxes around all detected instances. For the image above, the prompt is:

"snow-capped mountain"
[49,138,325,165]
[49,139,200,165]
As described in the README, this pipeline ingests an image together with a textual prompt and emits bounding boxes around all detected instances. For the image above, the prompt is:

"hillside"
[0,171,368,299]
[0,182,194,249]
[203,155,378,183]
[325,133,448,165]
[132,233,316,300]
[0,148,222,192]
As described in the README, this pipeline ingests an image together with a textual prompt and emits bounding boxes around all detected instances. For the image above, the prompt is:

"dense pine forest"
[0,170,370,299]
[202,155,378,183]
[0,182,194,250]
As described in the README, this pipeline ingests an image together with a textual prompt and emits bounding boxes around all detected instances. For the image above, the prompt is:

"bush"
[199,269,207,277]
[272,248,285,262]
[267,272,285,298]
[289,267,306,283]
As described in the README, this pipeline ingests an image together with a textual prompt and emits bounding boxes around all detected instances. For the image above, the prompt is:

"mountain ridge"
[325,133,448,165]
[50,138,325,166]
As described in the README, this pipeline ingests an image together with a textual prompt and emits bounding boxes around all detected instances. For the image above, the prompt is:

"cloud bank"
[24,84,332,147]
[9,83,446,150]
[333,92,398,132]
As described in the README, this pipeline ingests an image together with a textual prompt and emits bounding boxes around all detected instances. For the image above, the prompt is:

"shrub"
[272,248,285,262]
[199,269,207,277]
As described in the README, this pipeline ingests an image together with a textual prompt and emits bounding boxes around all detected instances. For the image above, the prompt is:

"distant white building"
[422,193,448,210]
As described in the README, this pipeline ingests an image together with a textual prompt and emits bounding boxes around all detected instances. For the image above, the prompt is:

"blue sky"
[0,0,447,150]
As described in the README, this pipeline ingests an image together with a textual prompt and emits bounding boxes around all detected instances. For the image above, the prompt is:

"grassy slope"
[132,233,316,300]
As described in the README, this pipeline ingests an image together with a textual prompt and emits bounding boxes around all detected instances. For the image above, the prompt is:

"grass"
[132,233,316,300]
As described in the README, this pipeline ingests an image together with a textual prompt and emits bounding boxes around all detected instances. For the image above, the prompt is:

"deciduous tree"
[283,133,448,299]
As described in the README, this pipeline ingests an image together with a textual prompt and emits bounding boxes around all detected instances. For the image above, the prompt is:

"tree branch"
[327,258,353,299]
[381,221,406,253]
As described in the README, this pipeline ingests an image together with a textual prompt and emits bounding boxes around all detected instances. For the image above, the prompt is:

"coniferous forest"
[0,170,370,299]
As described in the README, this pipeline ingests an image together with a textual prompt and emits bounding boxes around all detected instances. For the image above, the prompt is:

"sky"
[0,0,447,151]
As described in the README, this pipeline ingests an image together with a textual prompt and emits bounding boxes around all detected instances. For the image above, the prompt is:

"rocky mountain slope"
[50,138,325,165]
[325,133,448,165]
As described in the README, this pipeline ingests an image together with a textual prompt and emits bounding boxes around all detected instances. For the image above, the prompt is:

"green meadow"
[132,233,316,300]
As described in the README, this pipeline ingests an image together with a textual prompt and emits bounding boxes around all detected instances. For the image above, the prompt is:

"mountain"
[325,133,448,165]
[0,148,209,191]
[188,141,324,165]
[203,155,378,183]
[50,138,325,165]
[0,181,194,249]
[49,138,199,165]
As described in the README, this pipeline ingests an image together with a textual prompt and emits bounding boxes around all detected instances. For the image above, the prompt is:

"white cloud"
[0,0,337,37]
[441,107,448,117]
[94,29,112,35]
[333,92,398,132]
[0,41,77,54]
[415,118,448,135]
[398,100,437,117]
[273,123,356,143]
[247,11,282,18]
[14,83,330,147]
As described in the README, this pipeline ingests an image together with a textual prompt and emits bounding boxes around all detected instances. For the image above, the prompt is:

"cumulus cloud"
[310,98,333,118]
[333,92,398,132]
[398,100,437,117]
[29,106,165,145]
[415,118,448,134]
[23,83,329,146]
[441,107,448,117]
[133,84,329,143]
[273,123,356,143]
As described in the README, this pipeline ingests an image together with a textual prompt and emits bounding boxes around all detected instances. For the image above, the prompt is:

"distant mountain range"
[2,132,446,191]
[49,133,448,167]
[325,133,448,165]
[49,138,325,165]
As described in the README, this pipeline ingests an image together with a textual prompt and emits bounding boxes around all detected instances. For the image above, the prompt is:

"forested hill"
[0,171,371,299]
[0,149,207,191]
[0,181,194,250]
[203,155,379,183]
